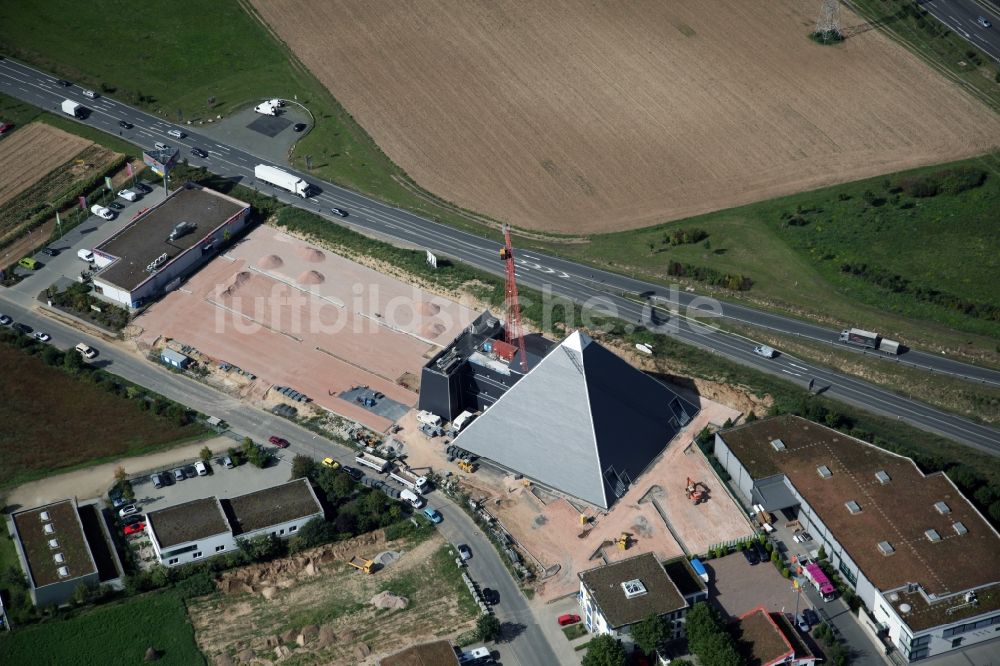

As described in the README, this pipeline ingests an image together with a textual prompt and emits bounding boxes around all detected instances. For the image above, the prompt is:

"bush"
[475,613,502,642]
[175,571,216,599]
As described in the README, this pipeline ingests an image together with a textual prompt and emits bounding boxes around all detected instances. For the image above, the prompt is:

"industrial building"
[714,416,1000,663]
[450,330,699,508]
[146,479,324,567]
[90,182,250,308]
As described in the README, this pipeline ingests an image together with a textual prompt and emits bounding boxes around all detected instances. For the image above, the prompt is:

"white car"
[34,331,51,342]
[167,128,185,139]
[90,204,114,220]
[118,504,138,518]
[75,342,97,359]
[753,345,777,359]
[117,189,139,202]
[0,314,11,326]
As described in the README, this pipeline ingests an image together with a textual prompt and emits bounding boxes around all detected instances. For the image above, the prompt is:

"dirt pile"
[370,590,408,610]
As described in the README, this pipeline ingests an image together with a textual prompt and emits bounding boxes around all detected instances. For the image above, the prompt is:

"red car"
[124,522,146,536]
[268,436,290,448]
[557,613,581,626]
[0,122,13,135]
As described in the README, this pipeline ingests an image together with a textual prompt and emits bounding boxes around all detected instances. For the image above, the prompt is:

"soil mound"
[298,270,325,285]
[419,301,441,316]
[258,254,283,269]
[419,321,447,338]
[297,246,325,263]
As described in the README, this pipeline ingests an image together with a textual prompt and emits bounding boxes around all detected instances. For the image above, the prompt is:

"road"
[919,0,1000,63]
[1,57,998,454]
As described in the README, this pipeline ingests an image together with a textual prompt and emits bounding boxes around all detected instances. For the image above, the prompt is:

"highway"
[919,0,1000,63]
[1,55,998,455]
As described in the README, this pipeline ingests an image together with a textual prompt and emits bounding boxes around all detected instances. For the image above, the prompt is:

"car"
[457,544,472,560]
[194,461,209,476]
[423,507,443,524]
[190,147,208,158]
[122,514,145,526]
[342,466,364,482]
[154,142,171,151]
[108,201,125,210]
[118,189,139,202]
[90,204,114,220]
[118,504,138,518]
[269,436,290,449]
[322,457,341,469]
[0,122,13,135]
[173,468,185,482]
[978,16,992,28]
[133,182,151,194]
[795,612,810,633]
[166,128,185,139]
[558,613,581,627]
[0,314,11,326]
[293,123,307,132]
[17,257,38,270]
[118,120,133,130]
[754,541,768,562]
[11,323,32,335]
[111,496,129,509]
[57,79,72,87]
[482,588,499,605]
[75,342,97,359]
[222,456,234,469]
[40,247,59,257]
[123,522,146,536]
[803,608,819,627]
[742,547,760,565]
[81,89,98,99]
[331,207,349,218]
[183,465,198,478]
[753,345,777,359]
[34,331,51,342]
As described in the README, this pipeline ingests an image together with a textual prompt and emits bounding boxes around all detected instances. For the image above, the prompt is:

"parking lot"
[705,551,801,617]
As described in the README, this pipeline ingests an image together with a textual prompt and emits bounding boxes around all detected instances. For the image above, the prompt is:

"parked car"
[331,207,349,218]
[194,461,209,476]
[754,541,768,562]
[269,436,290,449]
[190,147,208,158]
[803,608,819,628]
[796,613,810,633]
[75,342,97,359]
[40,247,59,256]
[133,182,151,194]
[108,201,125,210]
[423,507,443,524]
[118,504,138,518]
[342,466,363,482]
[173,468,185,482]
[482,588,499,605]
[118,120,133,130]
[0,122,13,135]
[457,544,472,560]
[123,522,146,536]
[558,614,581,626]
[118,189,139,202]
[11,323,32,335]
[90,204,114,220]
[742,547,760,565]
[0,314,11,326]
[293,123,307,132]
[111,496,129,509]
[122,514,145,526]
[222,456,234,469]
[753,345,777,359]
[34,331,51,342]
[17,257,38,270]
[322,457,341,469]
[183,465,198,478]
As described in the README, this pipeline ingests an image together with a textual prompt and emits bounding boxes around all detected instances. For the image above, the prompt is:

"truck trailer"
[354,452,390,473]
[839,328,901,355]
[389,467,428,493]
[254,164,312,198]
[61,99,84,118]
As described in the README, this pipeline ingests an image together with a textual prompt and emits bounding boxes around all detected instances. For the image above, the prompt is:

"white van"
[194,461,208,476]
[77,249,95,262]
[166,128,185,139]
[254,102,277,116]
[452,410,475,432]
[400,489,425,509]
[416,410,442,427]
[81,89,98,99]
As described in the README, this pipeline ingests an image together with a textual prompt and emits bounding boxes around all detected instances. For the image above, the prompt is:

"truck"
[389,466,428,493]
[839,328,901,355]
[399,488,425,509]
[458,647,491,665]
[61,99,84,118]
[804,562,836,602]
[347,555,374,574]
[254,101,278,116]
[254,164,312,198]
[354,452,390,473]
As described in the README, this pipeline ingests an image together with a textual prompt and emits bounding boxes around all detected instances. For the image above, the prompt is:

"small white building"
[146,478,324,567]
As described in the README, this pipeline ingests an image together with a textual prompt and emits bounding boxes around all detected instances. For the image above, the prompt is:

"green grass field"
[0,592,205,665]
[0,343,204,489]
[524,153,1000,362]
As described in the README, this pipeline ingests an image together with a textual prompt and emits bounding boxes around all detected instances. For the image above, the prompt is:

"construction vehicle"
[348,556,374,574]
[389,466,428,493]
[355,452,390,473]
[457,459,477,473]
[500,223,528,372]
[686,477,707,504]
[616,533,631,551]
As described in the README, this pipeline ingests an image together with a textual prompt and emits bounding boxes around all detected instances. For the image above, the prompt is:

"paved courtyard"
[706,551,801,618]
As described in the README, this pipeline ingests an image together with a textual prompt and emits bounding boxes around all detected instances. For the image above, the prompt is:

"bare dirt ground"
[252,0,1000,233]
[187,531,477,665]
[0,123,91,209]
[132,226,476,432]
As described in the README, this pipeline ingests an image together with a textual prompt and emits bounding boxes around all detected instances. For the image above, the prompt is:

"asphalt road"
[919,0,1000,63]
[1,56,998,455]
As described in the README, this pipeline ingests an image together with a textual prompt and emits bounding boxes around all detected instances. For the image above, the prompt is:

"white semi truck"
[354,452,390,473]
[839,328,901,355]
[389,466,428,493]
[254,164,312,198]
[61,99,84,118]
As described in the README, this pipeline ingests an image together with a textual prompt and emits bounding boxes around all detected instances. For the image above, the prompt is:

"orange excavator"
[686,477,707,504]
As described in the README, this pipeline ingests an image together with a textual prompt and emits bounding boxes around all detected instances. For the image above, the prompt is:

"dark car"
[482,588,500,605]
[293,123,307,132]
[802,608,819,627]
[0,314,11,326]
[118,120,133,130]
[133,183,151,194]
[742,547,760,565]
[342,466,364,482]
[108,201,125,210]
[331,207,349,218]
[57,79,72,87]
[11,322,32,335]
[191,147,208,158]
[41,247,59,257]
[122,514,145,526]
[754,542,768,562]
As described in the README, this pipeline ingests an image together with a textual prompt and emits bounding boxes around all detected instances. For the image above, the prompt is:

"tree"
[476,613,502,642]
[290,454,316,480]
[582,634,627,666]
[114,465,127,483]
[63,346,85,372]
[817,545,827,561]
[631,613,669,656]
[199,446,212,463]
[237,533,282,562]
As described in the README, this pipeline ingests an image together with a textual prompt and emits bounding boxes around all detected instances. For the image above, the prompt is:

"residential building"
[733,605,820,666]
[714,415,1000,662]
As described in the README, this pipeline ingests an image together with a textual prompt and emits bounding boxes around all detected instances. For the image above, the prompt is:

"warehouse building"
[714,416,1000,662]
[451,330,698,508]
[90,182,250,308]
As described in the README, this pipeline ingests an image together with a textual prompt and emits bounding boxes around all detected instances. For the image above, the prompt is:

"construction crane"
[500,223,529,373]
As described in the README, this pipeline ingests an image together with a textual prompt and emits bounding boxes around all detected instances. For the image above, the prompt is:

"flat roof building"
[733,606,819,666]
[715,416,1000,662]
[91,182,249,308]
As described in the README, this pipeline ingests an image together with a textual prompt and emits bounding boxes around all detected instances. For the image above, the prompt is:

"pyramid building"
[452,331,699,508]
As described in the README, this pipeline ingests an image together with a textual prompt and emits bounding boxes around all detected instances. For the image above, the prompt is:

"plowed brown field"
[252,0,1000,233]
[0,123,91,207]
